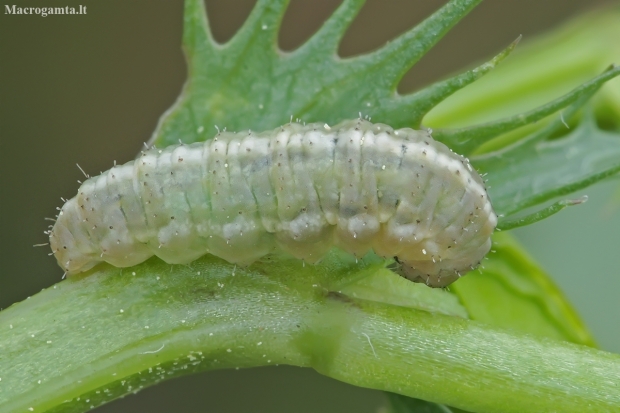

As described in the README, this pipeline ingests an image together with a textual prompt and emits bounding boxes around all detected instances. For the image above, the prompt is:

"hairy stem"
[1,253,618,413]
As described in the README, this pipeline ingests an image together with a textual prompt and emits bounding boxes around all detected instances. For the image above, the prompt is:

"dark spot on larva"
[238,211,242,215]
[109,226,113,229]
[424,141,429,145]
[178,157,184,162]
[416,219,421,224]
[456,170,461,175]
[63,246,67,249]
[171,216,175,220]
[422,150,427,155]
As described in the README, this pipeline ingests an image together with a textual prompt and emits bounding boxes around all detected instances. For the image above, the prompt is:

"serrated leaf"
[432,65,620,155]
[150,0,484,148]
[424,6,620,129]
[404,36,521,129]
[476,108,620,219]
[496,196,588,231]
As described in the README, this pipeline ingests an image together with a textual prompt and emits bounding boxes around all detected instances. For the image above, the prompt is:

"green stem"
[1,253,618,413]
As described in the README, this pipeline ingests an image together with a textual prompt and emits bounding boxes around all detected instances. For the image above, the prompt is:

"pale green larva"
[49,119,497,287]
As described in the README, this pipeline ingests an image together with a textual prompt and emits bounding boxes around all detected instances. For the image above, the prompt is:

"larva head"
[394,235,493,287]
[395,258,460,287]
[49,199,100,275]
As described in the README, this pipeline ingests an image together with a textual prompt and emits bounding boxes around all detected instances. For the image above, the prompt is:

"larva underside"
[50,119,497,287]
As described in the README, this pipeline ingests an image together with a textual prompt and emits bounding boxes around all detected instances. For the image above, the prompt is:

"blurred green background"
[1,0,618,412]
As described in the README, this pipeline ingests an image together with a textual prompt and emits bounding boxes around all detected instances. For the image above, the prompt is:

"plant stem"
[1,254,618,413]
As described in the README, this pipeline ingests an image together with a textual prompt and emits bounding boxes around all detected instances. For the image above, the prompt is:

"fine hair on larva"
[49,119,497,287]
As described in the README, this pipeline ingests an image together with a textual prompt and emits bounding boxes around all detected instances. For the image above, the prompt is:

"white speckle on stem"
[141,344,165,354]
[362,333,377,358]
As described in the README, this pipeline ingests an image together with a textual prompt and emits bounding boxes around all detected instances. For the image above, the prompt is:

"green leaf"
[476,108,620,220]
[424,6,620,129]
[151,0,484,148]
[432,65,620,155]
[496,196,587,231]
[405,36,521,129]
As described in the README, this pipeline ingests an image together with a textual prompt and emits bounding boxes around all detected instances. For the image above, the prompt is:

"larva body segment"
[50,119,497,287]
